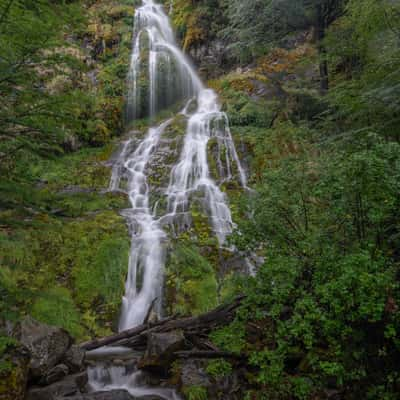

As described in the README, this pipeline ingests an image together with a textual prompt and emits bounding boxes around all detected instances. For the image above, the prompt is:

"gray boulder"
[63,345,85,372]
[13,316,72,379]
[40,363,69,385]
[180,359,211,388]
[27,371,88,400]
[139,330,185,371]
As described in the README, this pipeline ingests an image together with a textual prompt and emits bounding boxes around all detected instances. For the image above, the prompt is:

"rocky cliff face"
[0,1,326,399]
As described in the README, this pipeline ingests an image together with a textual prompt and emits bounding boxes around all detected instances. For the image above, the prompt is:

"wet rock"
[39,364,69,385]
[188,40,232,79]
[180,359,211,388]
[63,345,85,373]
[139,330,185,372]
[250,78,286,102]
[13,316,72,380]
[0,320,15,336]
[27,371,88,400]
[0,343,30,400]
[58,390,134,400]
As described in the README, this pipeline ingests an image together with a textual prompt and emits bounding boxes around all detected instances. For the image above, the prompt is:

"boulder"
[0,342,30,400]
[180,359,211,388]
[39,364,69,385]
[139,330,185,371]
[27,371,88,400]
[57,390,135,400]
[13,317,72,380]
[63,345,85,373]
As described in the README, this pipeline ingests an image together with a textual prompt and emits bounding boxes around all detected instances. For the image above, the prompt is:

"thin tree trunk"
[316,5,329,93]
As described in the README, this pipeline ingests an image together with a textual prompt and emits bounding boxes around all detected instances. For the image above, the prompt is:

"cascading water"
[118,119,172,331]
[126,0,202,121]
[165,89,247,244]
[88,0,247,397]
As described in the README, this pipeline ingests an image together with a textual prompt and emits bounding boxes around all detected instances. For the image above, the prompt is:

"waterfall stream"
[88,0,246,397]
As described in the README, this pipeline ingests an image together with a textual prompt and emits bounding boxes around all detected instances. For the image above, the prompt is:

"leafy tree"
[223,0,345,91]
[326,0,400,139]
[216,1,400,397]
[0,0,90,174]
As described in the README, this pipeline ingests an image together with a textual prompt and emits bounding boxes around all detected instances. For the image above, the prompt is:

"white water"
[89,0,247,397]
[119,0,247,331]
[118,119,172,331]
[165,89,247,244]
[126,0,202,120]
[89,366,180,400]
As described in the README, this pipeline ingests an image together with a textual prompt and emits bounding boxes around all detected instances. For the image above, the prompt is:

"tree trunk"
[316,4,329,93]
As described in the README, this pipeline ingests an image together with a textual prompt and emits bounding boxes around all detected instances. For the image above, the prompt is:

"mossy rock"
[0,339,30,400]
[106,5,135,20]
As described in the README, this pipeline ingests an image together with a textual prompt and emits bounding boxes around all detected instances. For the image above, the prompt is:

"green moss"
[71,221,130,308]
[166,244,218,316]
[31,287,83,338]
[0,140,130,339]
[0,209,130,339]
[164,114,187,139]
[182,385,208,400]
[206,359,233,378]
[56,191,129,218]
[30,147,113,191]
[190,202,217,248]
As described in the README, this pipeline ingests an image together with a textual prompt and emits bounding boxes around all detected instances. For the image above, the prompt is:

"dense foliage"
[1,0,400,399]
[0,0,133,339]
[205,0,400,398]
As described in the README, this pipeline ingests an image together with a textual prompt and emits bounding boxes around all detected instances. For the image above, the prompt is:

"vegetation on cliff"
[188,0,399,398]
[0,0,133,339]
[1,0,400,399]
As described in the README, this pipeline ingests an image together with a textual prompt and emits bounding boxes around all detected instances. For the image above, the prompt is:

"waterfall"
[118,119,172,331]
[126,0,202,121]
[119,0,247,331]
[165,89,248,244]
[89,0,247,397]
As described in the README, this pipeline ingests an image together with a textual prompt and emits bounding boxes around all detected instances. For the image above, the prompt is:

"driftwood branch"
[81,296,244,351]
[143,297,158,325]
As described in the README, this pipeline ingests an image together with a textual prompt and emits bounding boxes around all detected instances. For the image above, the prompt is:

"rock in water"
[13,316,72,380]
[0,343,30,400]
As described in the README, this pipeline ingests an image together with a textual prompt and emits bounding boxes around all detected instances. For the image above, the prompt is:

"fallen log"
[80,316,175,351]
[81,295,244,352]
